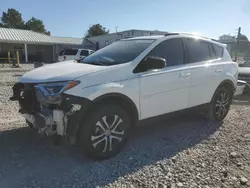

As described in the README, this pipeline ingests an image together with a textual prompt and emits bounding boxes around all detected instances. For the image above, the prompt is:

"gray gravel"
[0,65,249,188]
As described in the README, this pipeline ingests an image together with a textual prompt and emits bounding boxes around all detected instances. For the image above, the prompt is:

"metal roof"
[0,28,83,45]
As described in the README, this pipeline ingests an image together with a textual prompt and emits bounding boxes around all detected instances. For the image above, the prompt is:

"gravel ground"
[0,65,249,188]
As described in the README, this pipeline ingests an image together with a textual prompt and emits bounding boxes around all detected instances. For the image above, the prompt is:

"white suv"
[11,33,238,159]
[58,48,94,62]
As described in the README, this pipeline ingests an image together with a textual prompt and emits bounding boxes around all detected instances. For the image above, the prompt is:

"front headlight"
[34,81,80,104]
[35,81,80,96]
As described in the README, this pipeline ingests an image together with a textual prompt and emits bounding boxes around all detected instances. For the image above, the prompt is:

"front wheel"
[78,104,131,160]
[207,87,233,121]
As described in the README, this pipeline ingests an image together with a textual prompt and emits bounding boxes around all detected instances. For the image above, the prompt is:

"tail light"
[64,56,66,60]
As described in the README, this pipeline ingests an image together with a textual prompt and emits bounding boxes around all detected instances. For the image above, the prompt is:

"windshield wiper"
[88,62,106,66]
[83,61,107,66]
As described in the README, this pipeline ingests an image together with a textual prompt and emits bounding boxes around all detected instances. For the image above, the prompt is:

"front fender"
[225,72,238,88]
[64,79,140,115]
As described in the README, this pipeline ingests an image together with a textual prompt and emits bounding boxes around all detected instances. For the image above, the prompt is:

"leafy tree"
[0,8,50,35]
[85,24,109,37]
[218,34,248,42]
[239,34,249,42]
[1,8,25,29]
[218,34,236,42]
[25,17,50,35]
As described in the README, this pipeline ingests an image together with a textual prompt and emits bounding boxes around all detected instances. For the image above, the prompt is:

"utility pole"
[237,27,241,44]
[235,27,241,62]
[115,26,119,33]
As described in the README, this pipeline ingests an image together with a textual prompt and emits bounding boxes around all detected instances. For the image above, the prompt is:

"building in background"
[218,35,236,57]
[0,28,83,63]
[83,29,167,50]
[0,28,167,63]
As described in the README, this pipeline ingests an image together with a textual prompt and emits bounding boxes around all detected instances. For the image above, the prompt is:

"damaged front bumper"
[10,82,91,144]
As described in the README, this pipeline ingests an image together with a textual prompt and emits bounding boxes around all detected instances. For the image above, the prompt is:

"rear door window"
[185,38,212,63]
[63,49,78,55]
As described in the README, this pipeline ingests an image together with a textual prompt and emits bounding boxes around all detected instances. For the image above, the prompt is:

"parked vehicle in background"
[58,48,94,62]
[238,59,250,84]
[11,33,238,160]
[238,60,250,92]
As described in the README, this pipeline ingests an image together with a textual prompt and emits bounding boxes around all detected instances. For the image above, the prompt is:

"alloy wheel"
[215,90,230,118]
[91,115,125,153]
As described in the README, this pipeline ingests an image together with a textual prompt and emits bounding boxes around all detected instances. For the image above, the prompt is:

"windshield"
[83,39,155,65]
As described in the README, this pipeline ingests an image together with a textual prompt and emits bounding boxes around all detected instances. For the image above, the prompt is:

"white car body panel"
[19,34,238,121]
[19,61,113,83]
[65,77,141,118]
[58,54,76,61]
[58,49,93,62]
[58,50,80,62]
[139,65,191,119]
[187,60,223,107]
[64,63,141,117]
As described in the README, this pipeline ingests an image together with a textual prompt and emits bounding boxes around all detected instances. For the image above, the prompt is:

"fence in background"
[0,51,20,67]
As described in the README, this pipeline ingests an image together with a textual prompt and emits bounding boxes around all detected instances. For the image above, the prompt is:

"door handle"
[179,72,191,78]
[215,68,223,72]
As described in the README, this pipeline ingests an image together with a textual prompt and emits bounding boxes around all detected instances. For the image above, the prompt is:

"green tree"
[85,24,109,37]
[218,34,235,42]
[1,8,25,29]
[25,17,50,35]
[239,34,249,42]
[219,33,250,57]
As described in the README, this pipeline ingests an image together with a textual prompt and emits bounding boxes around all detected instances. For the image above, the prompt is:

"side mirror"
[144,56,166,70]
[238,63,243,67]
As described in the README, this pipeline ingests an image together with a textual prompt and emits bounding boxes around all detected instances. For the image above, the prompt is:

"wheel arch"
[217,79,235,91]
[92,93,139,126]
[210,79,235,102]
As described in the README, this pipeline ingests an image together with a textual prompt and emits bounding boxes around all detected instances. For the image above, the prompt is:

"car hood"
[238,67,250,75]
[19,61,113,83]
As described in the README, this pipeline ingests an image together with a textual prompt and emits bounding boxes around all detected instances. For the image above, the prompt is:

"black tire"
[207,86,233,121]
[78,104,131,160]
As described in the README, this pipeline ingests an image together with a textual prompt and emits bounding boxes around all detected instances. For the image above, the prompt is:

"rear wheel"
[207,86,233,121]
[78,104,131,159]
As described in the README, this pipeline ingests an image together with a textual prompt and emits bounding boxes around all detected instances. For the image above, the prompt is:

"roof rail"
[165,32,219,42]
[164,33,180,36]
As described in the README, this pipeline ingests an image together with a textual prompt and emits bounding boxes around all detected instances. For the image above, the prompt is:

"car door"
[137,38,191,119]
[183,38,224,107]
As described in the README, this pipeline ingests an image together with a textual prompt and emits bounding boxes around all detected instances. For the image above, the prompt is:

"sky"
[1,0,250,39]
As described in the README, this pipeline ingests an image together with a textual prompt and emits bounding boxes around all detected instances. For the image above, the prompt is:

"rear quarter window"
[211,44,224,58]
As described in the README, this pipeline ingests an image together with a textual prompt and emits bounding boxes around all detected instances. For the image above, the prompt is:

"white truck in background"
[58,48,94,62]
